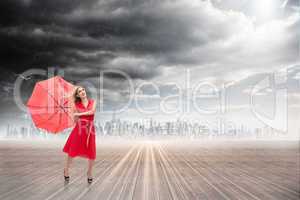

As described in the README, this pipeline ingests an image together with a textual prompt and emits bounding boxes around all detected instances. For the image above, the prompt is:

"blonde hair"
[73,86,84,103]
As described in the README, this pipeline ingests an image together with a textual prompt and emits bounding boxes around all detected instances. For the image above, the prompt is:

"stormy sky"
[0,0,299,136]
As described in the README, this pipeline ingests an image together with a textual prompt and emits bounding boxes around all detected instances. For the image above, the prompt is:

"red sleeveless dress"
[62,98,96,160]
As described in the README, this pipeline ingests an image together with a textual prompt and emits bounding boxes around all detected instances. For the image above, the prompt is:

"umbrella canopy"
[27,76,76,133]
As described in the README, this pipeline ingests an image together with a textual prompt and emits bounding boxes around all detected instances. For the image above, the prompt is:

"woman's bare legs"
[64,155,73,176]
[87,159,94,178]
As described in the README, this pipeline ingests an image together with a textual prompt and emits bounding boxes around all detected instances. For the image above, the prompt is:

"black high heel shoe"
[64,169,70,182]
[87,177,93,184]
[87,172,93,184]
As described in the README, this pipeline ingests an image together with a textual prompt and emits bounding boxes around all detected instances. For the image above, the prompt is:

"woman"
[62,86,97,184]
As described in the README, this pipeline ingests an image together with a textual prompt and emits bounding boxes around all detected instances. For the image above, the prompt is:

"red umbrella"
[27,76,76,133]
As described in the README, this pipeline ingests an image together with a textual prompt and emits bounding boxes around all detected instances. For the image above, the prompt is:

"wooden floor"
[0,139,299,200]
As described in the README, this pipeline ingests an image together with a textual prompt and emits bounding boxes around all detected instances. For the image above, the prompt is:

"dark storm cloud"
[0,0,98,26]
[2,0,297,80]
[0,0,110,73]
[0,0,243,77]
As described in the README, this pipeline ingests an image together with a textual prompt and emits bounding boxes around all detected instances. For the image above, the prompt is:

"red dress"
[63,98,96,160]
